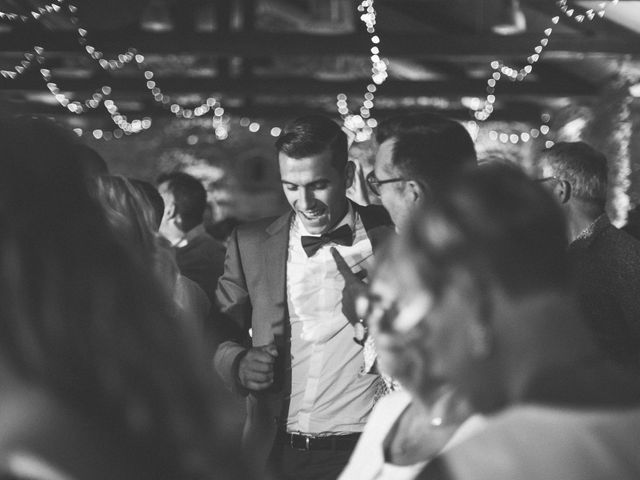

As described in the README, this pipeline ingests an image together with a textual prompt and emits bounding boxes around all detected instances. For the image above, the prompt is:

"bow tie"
[301,224,353,257]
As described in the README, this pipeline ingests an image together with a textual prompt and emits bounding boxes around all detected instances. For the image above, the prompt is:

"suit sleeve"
[213,227,252,391]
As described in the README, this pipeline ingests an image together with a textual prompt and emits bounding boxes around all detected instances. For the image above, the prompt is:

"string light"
[40,68,109,113]
[0,0,65,22]
[0,47,44,79]
[474,0,618,122]
[136,61,221,119]
[338,0,388,141]
[488,113,553,145]
[556,0,618,23]
[106,101,152,134]
[67,4,138,71]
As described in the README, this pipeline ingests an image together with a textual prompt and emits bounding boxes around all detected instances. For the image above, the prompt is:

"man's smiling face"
[279,148,349,235]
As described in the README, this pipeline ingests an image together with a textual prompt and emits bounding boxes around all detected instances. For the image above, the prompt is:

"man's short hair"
[156,171,206,232]
[394,164,570,301]
[275,115,348,170]
[539,141,607,208]
[376,113,477,187]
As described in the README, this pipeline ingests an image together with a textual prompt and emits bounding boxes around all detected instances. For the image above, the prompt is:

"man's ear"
[554,179,571,204]
[405,180,424,204]
[165,202,177,220]
[345,160,356,189]
[174,213,185,231]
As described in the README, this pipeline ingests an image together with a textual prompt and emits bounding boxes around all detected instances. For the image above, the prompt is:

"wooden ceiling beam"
[0,31,638,57]
[0,75,598,96]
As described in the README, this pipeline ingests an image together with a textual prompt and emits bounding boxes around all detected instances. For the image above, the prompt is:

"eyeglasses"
[366,172,406,196]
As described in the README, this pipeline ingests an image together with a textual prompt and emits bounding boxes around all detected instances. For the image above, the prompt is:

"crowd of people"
[1,112,640,480]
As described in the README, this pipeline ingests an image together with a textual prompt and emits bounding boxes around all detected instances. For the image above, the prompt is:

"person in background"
[333,113,477,324]
[130,179,165,231]
[0,116,245,480]
[214,115,394,480]
[90,175,210,332]
[368,112,477,232]
[382,164,640,480]
[157,172,226,303]
[537,142,640,371]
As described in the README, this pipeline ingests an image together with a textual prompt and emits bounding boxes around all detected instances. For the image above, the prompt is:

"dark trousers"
[268,442,354,480]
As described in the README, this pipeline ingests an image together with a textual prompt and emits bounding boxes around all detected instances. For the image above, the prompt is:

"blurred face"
[367,261,485,404]
[279,149,350,235]
[157,181,181,242]
[374,138,414,230]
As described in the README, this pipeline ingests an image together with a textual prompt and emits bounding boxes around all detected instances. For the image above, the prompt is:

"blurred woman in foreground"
[371,164,640,480]
[0,117,243,479]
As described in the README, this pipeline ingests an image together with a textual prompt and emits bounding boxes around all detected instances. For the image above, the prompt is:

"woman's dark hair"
[0,117,238,479]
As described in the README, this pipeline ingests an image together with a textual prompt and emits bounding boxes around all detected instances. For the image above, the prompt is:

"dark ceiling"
[0,0,639,134]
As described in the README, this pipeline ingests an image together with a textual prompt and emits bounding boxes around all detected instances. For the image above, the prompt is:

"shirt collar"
[575,213,610,242]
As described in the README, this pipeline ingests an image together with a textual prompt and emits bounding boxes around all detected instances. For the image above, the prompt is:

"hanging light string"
[477,0,619,143]
[338,0,387,142]
[556,0,618,23]
[0,0,65,22]
[487,113,554,147]
[474,15,561,122]
[2,1,620,141]
[66,3,227,137]
[40,67,111,114]
[0,46,45,79]
[105,100,152,134]
[134,57,224,121]
[67,2,226,122]
[67,4,138,71]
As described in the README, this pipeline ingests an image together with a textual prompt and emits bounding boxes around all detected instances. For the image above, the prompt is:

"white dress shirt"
[286,204,381,434]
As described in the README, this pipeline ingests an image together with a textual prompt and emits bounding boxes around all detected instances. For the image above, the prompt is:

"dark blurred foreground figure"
[538,142,640,370]
[158,172,226,302]
[0,117,245,480]
[369,165,640,480]
[72,143,109,178]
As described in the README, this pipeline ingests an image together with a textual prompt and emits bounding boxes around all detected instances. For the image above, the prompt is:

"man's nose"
[297,188,314,210]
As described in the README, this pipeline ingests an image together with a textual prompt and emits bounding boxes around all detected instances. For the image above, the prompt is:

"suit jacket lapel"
[263,211,292,338]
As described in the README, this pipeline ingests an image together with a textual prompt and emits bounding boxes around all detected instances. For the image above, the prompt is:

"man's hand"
[237,344,278,391]
[331,247,367,325]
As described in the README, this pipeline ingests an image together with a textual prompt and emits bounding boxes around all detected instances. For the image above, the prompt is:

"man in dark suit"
[214,115,393,480]
[157,171,225,303]
[537,142,640,370]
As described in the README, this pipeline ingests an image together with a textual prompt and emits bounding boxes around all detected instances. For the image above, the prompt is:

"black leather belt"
[276,431,361,451]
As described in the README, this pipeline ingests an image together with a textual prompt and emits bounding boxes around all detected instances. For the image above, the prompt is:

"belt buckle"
[291,433,312,451]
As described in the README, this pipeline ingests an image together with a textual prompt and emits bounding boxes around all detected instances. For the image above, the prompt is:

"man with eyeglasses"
[367,113,477,231]
[536,141,640,371]
[332,113,477,329]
